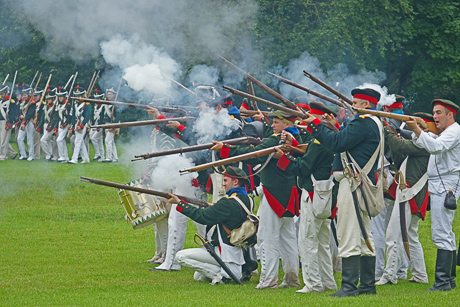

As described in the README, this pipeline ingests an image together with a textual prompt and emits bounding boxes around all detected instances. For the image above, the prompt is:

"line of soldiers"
[140,85,460,296]
[0,83,120,163]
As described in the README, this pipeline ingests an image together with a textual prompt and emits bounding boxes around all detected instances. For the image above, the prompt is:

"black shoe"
[93,156,101,161]
[78,157,82,161]
[330,256,360,297]
[11,153,18,160]
[428,249,453,291]
[45,158,52,162]
[358,256,376,295]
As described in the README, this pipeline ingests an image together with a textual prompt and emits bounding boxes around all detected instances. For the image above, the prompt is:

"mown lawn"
[1,143,460,306]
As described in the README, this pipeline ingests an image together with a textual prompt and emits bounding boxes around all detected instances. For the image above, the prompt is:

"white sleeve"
[415,126,459,154]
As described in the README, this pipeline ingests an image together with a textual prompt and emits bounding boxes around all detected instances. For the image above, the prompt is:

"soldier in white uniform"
[405,99,460,291]
[89,89,105,161]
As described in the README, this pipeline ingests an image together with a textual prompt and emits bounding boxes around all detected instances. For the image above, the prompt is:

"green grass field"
[1,143,460,306]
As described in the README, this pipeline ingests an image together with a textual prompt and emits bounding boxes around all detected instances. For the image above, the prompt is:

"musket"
[71,97,188,115]
[5,71,18,124]
[80,176,209,208]
[164,75,197,97]
[24,72,43,120]
[343,159,374,253]
[34,74,53,130]
[2,74,9,85]
[268,72,345,108]
[76,71,100,129]
[194,233,244,285]
[240,109,270,117]
[220,56,302,112]
[64,74,74,90]
[223,86,306,119]
[394,170,411,260]
[61,72,78,128]
[133,136,263,161]
[30,70,39,88]
[303,70,354,108]
[180,144,307,174]
[353,107,439,135]
[247,79,258,111]
[91,117,195,130]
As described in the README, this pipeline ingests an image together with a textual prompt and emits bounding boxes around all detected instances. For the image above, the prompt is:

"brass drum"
[118,179,168,230]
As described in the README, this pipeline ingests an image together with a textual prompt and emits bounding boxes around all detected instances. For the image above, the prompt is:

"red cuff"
[312,118,322,125]
[291,138,299,147]
[158,115,166,119]
[79,124,84,129]
[220,145,230,159]
[241,102,249,110]
[276,154,291,171]
[177,125,185,131]
[307,126,313,133]
[335,123,340,130]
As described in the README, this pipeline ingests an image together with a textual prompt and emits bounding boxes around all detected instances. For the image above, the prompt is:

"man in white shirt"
[405,99,460,291]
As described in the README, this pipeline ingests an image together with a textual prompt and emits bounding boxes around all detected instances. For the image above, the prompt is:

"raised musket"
[220,56,302,112]
[133,136,263,161]
[303,70,354,107]
[223,86,306,119]
[353,107,439,135]
[30,70,39,88]
[2,74,9,85]
[164,76,197,97]
[180,144,307,174]
[80,176,209,208]
[91,116,195,130]
[268,72,345,108]
[247,79,258,111]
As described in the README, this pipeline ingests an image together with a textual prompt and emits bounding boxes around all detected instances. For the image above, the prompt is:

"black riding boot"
[330,255,360,297]
[451,250,457,289]
[428,249,452,291]
[358,256,376,295]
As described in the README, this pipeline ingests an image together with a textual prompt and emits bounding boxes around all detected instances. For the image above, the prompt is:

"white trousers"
[70,127,89,163]
[0,121,17,159]
[17,122,34,158]
[256,195,300,289]
[431,192,457,251]
[56,124,69,161]
[90,128,104,159]
[40,129,54,159]
[381,201,428,283]
[336,179,375,258]
[153,218,168,259]
[298,194,336,292]
[176,247,242,283]
[105,129,118,160]
[156,203,206,271]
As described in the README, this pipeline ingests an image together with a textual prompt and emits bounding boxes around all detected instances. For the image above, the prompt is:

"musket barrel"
[268,72,345,108]
[91,117,195,129]
[80,176,209,208]
[220,56,301,112]
[133,136,262,161]
[223,86,306,119]
[180,145,305,174]
[303,70,354,106]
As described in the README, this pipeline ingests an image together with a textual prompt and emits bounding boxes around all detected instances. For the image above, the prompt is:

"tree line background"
[1,0,460,115]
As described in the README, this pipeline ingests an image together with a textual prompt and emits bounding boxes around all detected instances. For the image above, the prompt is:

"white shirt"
[414,122,460,193]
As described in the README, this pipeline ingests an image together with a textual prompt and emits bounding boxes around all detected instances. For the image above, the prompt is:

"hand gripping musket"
[342,158,374,253]
[220,56,302,113]
[353,107,439,135]
[80,176,209,208]
[180,144,307,174]
[133,136,263,161]
[267,72,345,108]
[194,233,244,285]
[91,117,195,130]
[223,86,306,118]
[71,97,188,115]
[394,170,411,260]
[303,70,354,109]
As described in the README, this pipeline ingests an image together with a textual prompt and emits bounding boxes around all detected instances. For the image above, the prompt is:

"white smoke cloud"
[359,83,395,107]
[274,51,387,107]
[193,108,240,144]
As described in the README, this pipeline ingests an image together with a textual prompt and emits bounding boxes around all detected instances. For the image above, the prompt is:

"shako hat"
[432,99,459,115]
[93,88,105,99]
[56,86,68,97]
[45,87,57,99]
[34,87,43,96]
[351,88,381,104]
[73,85,86,96]
[22,84,33,94]
[106,87,117,95]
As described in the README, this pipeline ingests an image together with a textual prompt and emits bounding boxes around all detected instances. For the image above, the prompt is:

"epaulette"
[359,114,370,119]
[272,133,280,137]
[313,139,321,145]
